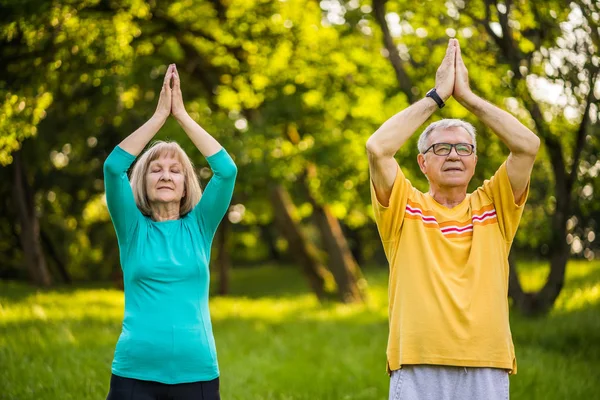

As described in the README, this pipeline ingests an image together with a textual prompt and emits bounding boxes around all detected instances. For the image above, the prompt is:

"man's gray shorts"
[389,365,509,400]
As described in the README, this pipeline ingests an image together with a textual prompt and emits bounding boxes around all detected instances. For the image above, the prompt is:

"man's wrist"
[426,88,446,109]
[457,90,478,108]
[421,96,441,118]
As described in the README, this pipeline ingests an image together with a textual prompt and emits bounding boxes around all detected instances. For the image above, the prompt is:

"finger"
[444,40,456,65]
[165,66,175,89]
[165,78,173,92]
[172,65,180,87]
[163,65,173,86]
[449,41,457,68]
[449,39,457,62]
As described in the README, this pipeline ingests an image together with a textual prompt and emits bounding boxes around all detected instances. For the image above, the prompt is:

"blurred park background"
[1,0,599,399]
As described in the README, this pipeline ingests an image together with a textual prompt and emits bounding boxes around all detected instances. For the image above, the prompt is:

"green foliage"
[1,260,600,399]
[0,0,598,282]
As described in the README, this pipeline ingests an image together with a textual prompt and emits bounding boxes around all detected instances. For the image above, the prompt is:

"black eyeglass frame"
[422,142,475,156]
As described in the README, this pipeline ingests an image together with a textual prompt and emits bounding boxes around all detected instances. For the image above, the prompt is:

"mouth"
[444,168,463,172]
[157,187,174,190]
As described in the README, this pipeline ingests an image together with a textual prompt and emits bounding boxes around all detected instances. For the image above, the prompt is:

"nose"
[160,171,172,181]
[446,147,460,159]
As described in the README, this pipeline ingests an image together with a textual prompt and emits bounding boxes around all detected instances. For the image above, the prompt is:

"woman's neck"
[150,202,180,221]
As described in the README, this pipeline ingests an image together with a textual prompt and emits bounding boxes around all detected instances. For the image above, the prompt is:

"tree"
[0,1,143,285]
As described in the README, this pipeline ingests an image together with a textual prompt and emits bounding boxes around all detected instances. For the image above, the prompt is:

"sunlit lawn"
[1,260,600,399]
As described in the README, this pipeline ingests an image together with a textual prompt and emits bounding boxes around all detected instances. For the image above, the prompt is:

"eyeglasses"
[422,143,475,156]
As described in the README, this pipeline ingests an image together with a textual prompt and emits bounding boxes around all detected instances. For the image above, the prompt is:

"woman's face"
[145,155,186,206]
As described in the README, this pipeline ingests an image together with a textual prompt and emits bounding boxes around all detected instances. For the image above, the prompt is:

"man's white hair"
[417,119,477,154]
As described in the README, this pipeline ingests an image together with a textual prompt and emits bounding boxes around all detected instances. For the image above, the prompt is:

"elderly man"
[366,39,540,400]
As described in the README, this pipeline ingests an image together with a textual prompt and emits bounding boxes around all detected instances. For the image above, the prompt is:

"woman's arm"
[170,65,237,238]
[194,150,237,245]
[104,147,140,246]
[104,65,175,245]
[171,65,223,157]
[118,65,175,156]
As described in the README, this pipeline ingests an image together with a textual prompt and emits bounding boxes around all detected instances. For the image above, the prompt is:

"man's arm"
[454,42,540,203]
[366,39,458,206]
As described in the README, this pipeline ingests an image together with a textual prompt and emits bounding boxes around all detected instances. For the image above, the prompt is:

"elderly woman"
[104,64,237,400]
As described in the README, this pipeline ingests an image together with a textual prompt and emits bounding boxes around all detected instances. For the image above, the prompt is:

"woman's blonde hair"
[130,141,202,217]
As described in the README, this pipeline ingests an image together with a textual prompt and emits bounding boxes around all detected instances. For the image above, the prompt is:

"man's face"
[417,126,478,189]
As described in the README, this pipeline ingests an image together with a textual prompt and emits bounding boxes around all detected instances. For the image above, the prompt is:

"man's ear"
[417,153,427,175]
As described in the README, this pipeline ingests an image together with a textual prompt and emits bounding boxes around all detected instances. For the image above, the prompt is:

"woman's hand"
[118,64,174,156]
[154,64,174,121]
[171,64,188,121]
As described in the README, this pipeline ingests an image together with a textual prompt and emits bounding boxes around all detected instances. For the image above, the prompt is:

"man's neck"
[428,185,468,208]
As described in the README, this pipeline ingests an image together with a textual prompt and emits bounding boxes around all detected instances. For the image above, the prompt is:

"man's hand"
[154,64,174,121]
[453,40,472,103]
[435,39,457,102]
[171,64,188,121]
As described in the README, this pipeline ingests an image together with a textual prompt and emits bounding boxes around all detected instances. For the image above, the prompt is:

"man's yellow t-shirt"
[370,161,528,375]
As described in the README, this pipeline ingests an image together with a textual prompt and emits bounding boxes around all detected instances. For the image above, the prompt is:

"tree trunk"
[270,185,333,301]
[40,229,71,284]
[344,224,364,266]
[507,250,526,307]
[215,217,231,295]
[13,151,52,287]
[535,242,570,312]
[508,242,570,316]
[260,223,283,262]
[372,0,416,101]
[302,166,366,303]
[309,202,367,303]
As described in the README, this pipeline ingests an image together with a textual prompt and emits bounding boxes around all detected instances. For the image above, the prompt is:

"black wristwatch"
[426,88,445,109]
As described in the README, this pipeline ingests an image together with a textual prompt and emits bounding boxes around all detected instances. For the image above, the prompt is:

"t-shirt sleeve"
[370,164,413,242]
[103,146,142,247]
[191,148,238,247]
[481,161,530,243]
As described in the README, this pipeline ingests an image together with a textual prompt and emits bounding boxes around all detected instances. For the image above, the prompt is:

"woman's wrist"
[173,111,191,124]
[152,112,169,125]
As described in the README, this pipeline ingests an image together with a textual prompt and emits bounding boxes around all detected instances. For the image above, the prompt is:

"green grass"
[1,261,600,399]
